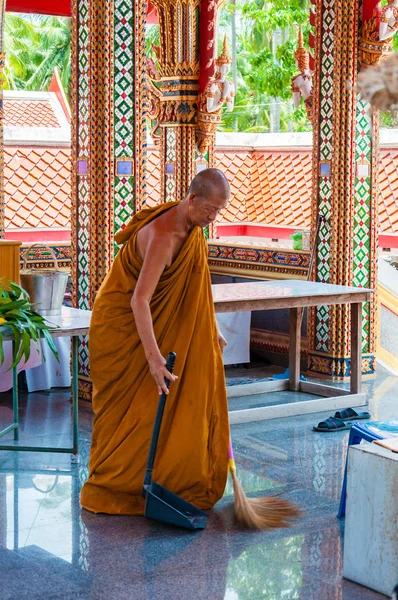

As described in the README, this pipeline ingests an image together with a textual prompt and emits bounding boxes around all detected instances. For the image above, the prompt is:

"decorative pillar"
[0,0,6,239]
[146,0,229,239]
[71,0,147,399]
[147,0,201,204]
[308,0,381,378]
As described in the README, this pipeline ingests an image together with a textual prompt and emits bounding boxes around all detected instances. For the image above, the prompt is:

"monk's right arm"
[131,236,177,395]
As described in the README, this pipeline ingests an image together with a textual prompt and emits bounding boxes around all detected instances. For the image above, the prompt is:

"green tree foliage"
[218,0,312,132]
[3,14,71,96]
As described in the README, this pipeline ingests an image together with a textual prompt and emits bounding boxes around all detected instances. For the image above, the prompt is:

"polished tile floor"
[0,367,396,600]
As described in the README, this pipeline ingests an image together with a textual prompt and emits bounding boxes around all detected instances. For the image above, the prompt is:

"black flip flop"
[313,417,353,432]
[333,408,370,421]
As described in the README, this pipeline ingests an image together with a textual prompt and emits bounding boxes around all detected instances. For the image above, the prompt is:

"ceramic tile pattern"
[4,147,71,230]
[3,90,398,235]
[145,147,398,234]
[3,100,61,128]
[0,368,396,599]
[3,98,398,234]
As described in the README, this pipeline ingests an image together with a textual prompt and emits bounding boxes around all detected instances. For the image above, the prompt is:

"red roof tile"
[3,100,61,128]
[4,147,71,229]
[4,145,398,234]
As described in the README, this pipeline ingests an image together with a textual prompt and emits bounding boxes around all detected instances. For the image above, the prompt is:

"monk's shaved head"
[187,168,230,201]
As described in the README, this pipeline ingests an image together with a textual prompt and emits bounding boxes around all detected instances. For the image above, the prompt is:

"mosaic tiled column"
[0,0,6,239]
[308,0,377,378]
[71,0,92,397]
[72,0,147,399]
[114,0,147,235]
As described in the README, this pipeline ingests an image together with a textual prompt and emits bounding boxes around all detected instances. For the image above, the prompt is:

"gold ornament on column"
[196,35,235,155]
[359,4,394,68]
[146,0,201,200]
[146,0,200,126]
[291,27,313,122]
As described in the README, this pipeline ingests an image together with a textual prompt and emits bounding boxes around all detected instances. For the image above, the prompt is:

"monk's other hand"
[148,355,178,395]
[218,332,228,353]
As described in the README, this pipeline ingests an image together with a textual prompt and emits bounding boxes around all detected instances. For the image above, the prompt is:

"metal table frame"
[0,308,90,454]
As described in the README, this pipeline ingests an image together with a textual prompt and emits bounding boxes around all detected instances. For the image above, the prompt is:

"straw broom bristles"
[228,442,302,530]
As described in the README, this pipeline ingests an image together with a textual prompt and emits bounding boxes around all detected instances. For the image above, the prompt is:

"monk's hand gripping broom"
[228,440,302,529]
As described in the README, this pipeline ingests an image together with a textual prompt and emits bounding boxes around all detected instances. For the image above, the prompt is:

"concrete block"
[343,443,398,597]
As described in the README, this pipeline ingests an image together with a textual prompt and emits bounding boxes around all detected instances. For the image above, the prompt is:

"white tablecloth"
[0,337,71,393]
[0,309,250,391]
[217,311,251,365]
[26,337,71,391]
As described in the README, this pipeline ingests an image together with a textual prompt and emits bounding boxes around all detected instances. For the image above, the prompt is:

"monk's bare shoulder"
[136,210,175,262]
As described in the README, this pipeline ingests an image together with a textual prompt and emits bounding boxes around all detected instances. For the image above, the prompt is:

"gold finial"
[297,26,304,48]
[215,34,232,66]
[294,26,309,72]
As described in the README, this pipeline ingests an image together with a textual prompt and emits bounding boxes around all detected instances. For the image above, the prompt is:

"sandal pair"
[313,408,370,433]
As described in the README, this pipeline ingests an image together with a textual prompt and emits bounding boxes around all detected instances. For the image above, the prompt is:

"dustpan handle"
[143,352,176,488]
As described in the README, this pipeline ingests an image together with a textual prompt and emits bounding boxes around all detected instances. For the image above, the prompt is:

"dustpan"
[143,352,208,531]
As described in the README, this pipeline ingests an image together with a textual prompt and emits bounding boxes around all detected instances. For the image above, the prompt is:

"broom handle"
[143,352,176,488]
[228,439,237,474]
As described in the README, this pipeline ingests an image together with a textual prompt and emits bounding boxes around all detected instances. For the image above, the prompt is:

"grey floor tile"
[0,372,395,600]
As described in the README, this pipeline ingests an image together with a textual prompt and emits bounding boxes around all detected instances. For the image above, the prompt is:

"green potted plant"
[0,278,59,369]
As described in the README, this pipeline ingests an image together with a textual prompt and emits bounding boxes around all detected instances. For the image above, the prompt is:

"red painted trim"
[199,0,217,95]
[362,0,381,21]
[4,225,398,248]
[216,224,302,240]
[0,0,152,37]
[216,224,398,249]
[379,234,398,250]
[146,1,158,24]
[49,71,71,123]
[7,0,157,20]
[6,0,71,16]
[5,229,71,242]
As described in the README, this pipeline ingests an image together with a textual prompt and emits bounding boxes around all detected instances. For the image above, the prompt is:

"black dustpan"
[142,352,208,531]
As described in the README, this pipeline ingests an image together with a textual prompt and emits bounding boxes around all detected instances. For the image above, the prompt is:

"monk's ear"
[187,192,197,206]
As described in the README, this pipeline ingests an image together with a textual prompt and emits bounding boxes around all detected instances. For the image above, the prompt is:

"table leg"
[72,336,79,455]
[350,302,362,394]
[12,342,19,441]
[289,307,301,392]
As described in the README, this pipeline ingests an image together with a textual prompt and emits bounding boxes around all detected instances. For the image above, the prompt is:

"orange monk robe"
[80,202,230,515]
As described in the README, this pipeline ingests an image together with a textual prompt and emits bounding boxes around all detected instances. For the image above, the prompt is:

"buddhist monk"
[81,168,231,515]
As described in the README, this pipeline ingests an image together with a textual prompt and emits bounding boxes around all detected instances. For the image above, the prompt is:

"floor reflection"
[0,375,395,599]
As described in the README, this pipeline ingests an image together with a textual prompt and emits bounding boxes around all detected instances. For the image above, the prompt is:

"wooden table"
[0,282,373,450]
[213,280,372,424]
[0,307,91,454]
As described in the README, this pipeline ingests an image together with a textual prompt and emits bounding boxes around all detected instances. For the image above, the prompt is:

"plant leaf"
[22,329,31,363]
[0,332,4,366]
[42,329,59,362]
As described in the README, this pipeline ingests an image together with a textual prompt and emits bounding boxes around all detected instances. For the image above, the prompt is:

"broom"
[228,440,302,529]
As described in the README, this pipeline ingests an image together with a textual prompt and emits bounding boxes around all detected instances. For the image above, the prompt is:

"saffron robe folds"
[80,203,230,514]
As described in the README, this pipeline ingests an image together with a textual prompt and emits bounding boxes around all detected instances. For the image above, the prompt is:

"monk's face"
[188,193,229,228]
